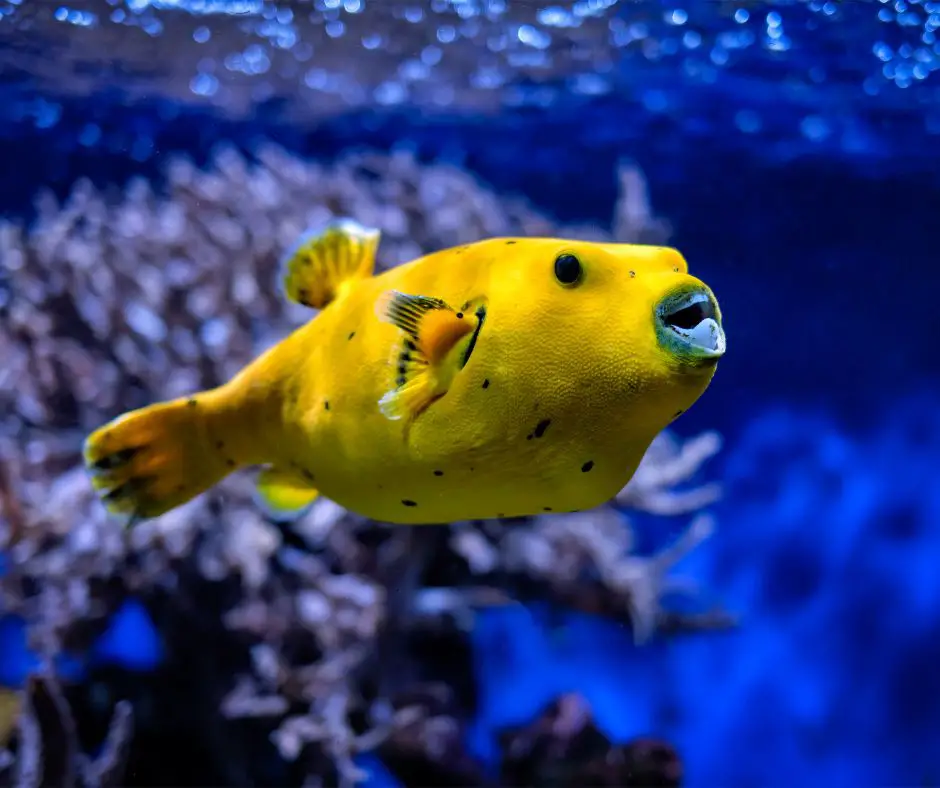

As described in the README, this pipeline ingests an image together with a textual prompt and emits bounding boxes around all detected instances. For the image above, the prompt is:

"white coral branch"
[601,514,716,644]
[617,430,723,514]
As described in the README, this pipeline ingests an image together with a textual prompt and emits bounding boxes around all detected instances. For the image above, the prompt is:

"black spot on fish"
[402,499,417,507]
[324,401,330,411]
[581,460,594,473]
[482,378,490,389]
[673,409,684,418]
[215,440,224,450]
[533,419,551,438]
[297,288,310,305]
[629,270,636,278]
[175,484,184,493]
[673,267,679,273]
[497,512,505,517]
[543,507,552,512]
[302,469,315,482]
[399,351,410,362]
[187,398,198,407]
[396,376,406,387]
[526,434,533,440]
[433,470,444,477]
[406,339,417,351]
[348,331,356,340]
[506,240,517,245]
[226,459,236,468]
[470,467,475,472]
[398,364,407,376]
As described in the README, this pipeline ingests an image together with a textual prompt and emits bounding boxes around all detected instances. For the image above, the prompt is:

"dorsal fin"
[280,218,380,309]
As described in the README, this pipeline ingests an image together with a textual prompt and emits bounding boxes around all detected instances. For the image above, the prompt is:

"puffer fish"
[83,219,726,525]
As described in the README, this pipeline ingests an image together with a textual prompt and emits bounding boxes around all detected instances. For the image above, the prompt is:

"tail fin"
[83,394,236,520]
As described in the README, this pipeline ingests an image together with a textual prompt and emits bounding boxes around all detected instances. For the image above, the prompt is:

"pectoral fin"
[375,291,475,422]
[280,218,380,308]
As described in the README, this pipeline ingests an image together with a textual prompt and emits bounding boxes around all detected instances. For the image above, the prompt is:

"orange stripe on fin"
[375,291,475,424]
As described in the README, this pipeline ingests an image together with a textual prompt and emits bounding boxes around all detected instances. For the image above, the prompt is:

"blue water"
[2,0,940,785]
[467,394,940,786]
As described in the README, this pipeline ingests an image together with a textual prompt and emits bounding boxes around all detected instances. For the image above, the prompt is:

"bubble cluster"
[0,0,937,165]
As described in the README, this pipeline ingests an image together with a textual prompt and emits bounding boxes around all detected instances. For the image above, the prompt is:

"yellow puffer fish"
[83,219,726,525]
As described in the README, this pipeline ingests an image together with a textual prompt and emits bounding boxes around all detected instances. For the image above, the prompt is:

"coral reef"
[0,145,726,785]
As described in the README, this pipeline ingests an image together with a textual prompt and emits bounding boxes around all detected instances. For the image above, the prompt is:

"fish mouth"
[656,286,726,363]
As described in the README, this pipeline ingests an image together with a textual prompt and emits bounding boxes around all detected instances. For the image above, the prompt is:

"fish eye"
[554,253,583,286]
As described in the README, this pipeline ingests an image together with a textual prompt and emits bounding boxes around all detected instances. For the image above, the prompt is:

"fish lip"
[655,285,726,363]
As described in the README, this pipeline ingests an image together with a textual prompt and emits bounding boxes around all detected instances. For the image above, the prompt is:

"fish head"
[391,237,725,506]
[478,239,726,437]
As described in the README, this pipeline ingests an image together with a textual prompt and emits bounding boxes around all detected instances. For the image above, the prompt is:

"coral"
[0,673,132,788]
[497,694,682,787]
[0,145,724,785]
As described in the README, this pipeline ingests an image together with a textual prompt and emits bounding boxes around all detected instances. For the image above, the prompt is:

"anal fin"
[280,218,380,309]
[255,466,319,521]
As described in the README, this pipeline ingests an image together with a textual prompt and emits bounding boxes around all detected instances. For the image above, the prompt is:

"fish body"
[84,221,726,525]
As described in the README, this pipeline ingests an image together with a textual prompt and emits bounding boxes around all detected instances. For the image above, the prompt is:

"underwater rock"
[498,694,681,787]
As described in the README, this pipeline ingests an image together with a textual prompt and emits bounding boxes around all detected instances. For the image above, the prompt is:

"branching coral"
[0,674,133,788]
[0,145,725,786]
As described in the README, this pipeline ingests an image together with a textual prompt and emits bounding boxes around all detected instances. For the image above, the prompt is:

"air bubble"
[374,81,406,105]
[190,72,219,96]
[517,24,550,49]
[800,115,831,141]
[666,9,688,26]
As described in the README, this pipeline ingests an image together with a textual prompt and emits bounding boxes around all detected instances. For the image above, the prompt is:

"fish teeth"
[671,317,725,355]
